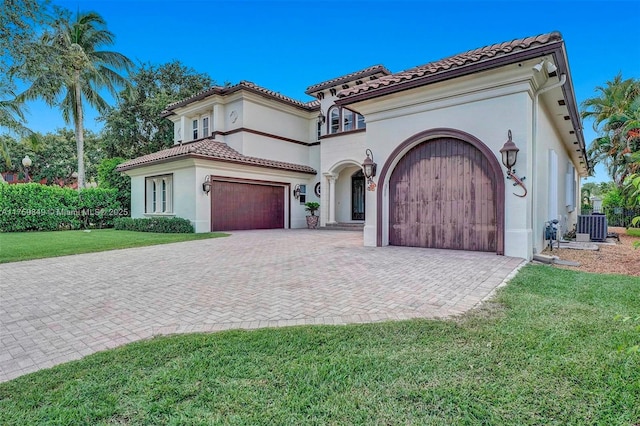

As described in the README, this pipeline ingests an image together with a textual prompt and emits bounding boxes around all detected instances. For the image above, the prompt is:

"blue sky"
[20,0,640,183]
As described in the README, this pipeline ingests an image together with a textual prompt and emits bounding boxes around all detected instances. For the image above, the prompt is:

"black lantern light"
[499,130,519,171]
[499,130,527,197]
[362,149,377,181]
[202,175,211,194]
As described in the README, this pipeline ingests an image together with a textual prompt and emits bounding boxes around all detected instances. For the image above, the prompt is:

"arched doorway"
[377,128,504,254]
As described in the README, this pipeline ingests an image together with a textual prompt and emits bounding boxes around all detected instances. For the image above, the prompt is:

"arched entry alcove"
[324,160,366,225]
[376,128,504,254]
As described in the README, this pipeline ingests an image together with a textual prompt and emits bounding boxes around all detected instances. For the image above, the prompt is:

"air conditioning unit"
[577,214,608,242]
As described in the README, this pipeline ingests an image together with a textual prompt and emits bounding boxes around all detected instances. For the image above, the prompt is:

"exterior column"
[327,174,337,224]
[179,116,187,143]
[212,104,224,141]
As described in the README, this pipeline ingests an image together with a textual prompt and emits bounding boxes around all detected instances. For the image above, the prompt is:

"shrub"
[98,157,131,211]
[602,188,625,208]
[0,184,122,232]
[113,217,194,233]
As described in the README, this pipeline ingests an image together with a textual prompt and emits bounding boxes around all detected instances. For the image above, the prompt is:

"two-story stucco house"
[117,31,588,260]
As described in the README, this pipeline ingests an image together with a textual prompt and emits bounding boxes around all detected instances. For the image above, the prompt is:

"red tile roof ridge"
[338,32,563,98]
[305,64,392,94]
[116,138,316,174]
[236,81,315,109]
[163,81,319,115]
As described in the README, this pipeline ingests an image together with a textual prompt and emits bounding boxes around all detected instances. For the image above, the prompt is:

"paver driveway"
[0,229,524,382]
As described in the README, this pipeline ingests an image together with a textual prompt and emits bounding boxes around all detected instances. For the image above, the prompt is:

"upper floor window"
[202,116,209,138]
[357,113,366,130]
[343,109,354,131]
[327,105,365,135]
[329,106,340,134]
[192,119,198,140]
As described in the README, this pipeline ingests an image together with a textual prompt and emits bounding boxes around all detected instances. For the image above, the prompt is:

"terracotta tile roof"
[163,81,319,116]
[305,65,392,95]
[338,32,563,98]
[116,138,317,174]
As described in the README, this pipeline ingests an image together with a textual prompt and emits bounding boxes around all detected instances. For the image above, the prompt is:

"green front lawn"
[0,229,228,263]
[0,265,638,424]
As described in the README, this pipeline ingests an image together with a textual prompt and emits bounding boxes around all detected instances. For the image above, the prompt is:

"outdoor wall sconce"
[21,155,32,182]
[202,175,211,194]
[293,184,301,199]
[499,130,527,198]
[317,110,325,124]
[362,149,377,191]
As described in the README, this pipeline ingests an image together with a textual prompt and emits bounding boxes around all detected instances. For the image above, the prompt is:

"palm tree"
[0,94,39,168]
[581,75,640,186]
[17,10,133,188]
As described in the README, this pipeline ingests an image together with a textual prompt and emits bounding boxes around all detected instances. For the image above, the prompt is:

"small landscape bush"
[113,217,194,233]
[0,184,123,232]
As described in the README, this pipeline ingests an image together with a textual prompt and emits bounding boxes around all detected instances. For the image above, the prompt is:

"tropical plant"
[0,0,51,166]
[15,9,133,189]
[97,157,130,210]
[100,61,214,158]
[305,201,320,216]
[582,74,640,186]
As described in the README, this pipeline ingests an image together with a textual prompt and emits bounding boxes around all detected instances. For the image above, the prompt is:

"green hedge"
[0,184,125,232]
[113,217,194,233]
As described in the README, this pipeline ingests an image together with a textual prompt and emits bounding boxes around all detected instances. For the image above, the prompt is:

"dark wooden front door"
[211,180,284,231]
[389,138,497,251]
[352,170,365,221]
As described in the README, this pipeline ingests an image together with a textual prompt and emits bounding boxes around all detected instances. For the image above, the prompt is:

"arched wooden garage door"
[389,137,498,251]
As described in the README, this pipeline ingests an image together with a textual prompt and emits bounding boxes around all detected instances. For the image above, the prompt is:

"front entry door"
[352,170,365,221]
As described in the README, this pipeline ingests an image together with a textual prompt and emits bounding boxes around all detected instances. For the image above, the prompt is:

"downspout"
[531,72,567,253]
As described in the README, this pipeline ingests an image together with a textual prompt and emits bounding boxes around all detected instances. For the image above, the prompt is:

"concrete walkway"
[0,229,524,382]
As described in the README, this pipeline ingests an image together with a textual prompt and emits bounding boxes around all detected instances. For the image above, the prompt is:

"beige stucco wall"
[534,102,580,253]
[349,67,535,258]
[126,159,197,226]
[126,159,317,233]
[319,131,366,226]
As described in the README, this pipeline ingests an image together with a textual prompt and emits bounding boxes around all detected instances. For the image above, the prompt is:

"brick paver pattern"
[0,229,524,382]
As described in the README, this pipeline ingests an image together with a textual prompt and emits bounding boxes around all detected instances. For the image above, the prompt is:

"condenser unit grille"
[577,214,608,241]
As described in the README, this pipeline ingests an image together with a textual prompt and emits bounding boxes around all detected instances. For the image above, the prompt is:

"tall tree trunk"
[74,69,85,190]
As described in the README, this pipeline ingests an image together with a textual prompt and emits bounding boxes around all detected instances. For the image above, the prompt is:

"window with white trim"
[192,119,198,140]
[565,163,576,212]
[146,174,173,214]
[299,184,307,204]
[343,109,354,131]
[327,105,365,134]
[329,106,340,134]
[202,116,209,138]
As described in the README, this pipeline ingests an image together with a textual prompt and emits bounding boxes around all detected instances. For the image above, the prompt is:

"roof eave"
[304,66,392,95]
[117,153,317,175]
[335,41,589,172]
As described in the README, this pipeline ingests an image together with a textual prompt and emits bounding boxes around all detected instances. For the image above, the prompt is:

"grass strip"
[0,229,228,263]
[0,265,638,424]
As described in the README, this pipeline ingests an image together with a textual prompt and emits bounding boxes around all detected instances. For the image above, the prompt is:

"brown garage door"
[389,137,497,251]
[211,180,285,231]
